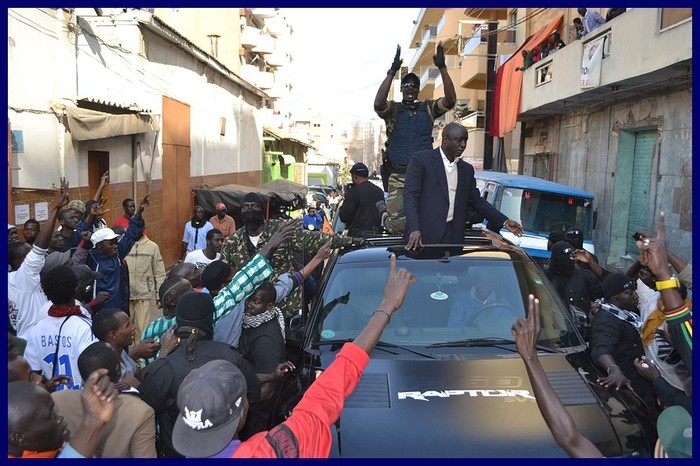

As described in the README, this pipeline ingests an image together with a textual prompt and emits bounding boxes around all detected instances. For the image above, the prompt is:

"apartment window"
[532,153,552,180]
[507,11,517,43]
[660,8,691,31]
[536,62,552,86]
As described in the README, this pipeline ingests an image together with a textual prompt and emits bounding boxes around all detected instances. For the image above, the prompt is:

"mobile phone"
[632,232,643,241]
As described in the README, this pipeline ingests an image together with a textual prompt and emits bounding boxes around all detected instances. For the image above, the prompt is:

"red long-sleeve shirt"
[233,342,369,458]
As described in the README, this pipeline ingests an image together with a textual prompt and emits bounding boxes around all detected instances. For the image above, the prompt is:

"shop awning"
[490,14,563,137]
[65,106,159,141]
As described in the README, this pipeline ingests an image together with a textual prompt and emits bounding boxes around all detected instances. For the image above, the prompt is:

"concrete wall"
[522,86,692,268]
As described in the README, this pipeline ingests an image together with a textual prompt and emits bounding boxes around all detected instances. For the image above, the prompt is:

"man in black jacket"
[339,163,385,237]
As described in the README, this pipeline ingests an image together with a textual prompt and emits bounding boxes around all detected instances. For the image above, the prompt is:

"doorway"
[161,96,192,268]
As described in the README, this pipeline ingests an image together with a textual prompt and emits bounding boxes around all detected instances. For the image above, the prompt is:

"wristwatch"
[655,276,680,291]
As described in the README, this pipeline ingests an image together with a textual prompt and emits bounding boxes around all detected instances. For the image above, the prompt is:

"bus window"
[499,188,593,238]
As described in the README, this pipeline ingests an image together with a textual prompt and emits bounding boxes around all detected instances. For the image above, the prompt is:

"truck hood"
[326,355,625,457]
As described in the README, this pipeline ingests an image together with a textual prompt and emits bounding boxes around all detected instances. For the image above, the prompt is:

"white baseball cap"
[90,228,120,244]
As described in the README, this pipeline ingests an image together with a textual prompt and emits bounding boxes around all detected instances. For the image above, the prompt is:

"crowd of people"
[6,171,376,457]
[514,8,626,84]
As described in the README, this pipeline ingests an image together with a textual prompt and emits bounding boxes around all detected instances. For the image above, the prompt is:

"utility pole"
[483,19,498,170]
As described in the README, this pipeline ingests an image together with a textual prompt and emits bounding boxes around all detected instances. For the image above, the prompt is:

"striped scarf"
[243,306,285,340]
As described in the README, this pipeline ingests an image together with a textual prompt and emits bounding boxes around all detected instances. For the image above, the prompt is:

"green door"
[625,131,656,255]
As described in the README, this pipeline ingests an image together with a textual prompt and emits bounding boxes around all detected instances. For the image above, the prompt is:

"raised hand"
[314,242,332,261]
[55,177,70,209]
[389,44,403,75]
[570,249,592,264]
[379,253,415,316]
[81,368,118,425]
[261,219,301,258]
[100,171,110,186]
[638,211,670,278]
[136,193,151,216]
[433,41,446,68]
[512,294,540,361]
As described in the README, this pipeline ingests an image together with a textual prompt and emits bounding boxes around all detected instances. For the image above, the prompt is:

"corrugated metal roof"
[77,97,154,115]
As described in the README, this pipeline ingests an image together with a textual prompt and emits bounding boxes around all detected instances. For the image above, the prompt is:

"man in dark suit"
[404,123,523,249]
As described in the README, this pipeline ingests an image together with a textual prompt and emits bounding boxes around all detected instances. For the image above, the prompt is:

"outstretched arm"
[35,178,70,250]
[92,171,109,203]
[434,42,456,109]
[374,45,402,113]
[513,295,603,458]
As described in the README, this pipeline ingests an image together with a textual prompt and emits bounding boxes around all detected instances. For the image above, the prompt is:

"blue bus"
[474,171,596,265]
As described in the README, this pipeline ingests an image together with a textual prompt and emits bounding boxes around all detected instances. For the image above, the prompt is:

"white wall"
[8,8,265,191]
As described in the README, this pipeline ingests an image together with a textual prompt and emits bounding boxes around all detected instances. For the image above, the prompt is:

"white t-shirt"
[8,245,49,339]
[249,233,262,247]
[23,300,93,337]
[24,314,96,390]
[183,249,220,270]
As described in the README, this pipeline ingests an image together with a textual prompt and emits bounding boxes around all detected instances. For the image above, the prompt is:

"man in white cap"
[210,202,236,238]
[86,194,150,314]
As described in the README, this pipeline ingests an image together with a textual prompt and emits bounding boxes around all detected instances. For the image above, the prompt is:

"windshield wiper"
[426,337,559,353]
[315,339,438,359]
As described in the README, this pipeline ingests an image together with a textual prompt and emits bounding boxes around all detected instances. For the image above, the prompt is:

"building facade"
[8,7,293,266]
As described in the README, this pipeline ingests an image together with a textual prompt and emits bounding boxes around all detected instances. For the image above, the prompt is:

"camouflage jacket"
[221,219,353,318]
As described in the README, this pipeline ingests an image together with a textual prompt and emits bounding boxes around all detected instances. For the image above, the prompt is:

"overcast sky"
[281,8,421,124]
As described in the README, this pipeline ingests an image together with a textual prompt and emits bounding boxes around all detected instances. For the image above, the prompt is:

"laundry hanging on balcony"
[490,14,563,138]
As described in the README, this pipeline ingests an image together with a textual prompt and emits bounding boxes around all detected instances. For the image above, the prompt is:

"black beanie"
[602,273,637,300]
[176,291,215,334]
[242,192,265,208]
[202,260,233,291]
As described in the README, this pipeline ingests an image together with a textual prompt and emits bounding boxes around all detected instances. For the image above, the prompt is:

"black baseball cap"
[350,162,369,178]
[172,359,248,457]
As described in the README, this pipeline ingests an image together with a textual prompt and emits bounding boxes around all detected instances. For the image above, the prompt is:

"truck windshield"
[498,188,593,238]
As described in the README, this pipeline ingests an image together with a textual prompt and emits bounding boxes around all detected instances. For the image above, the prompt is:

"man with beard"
[184,228,225,270]
[181,205,214,261]
[375,42,456,234]
[221,192,362,320]
[544,241,602,323]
